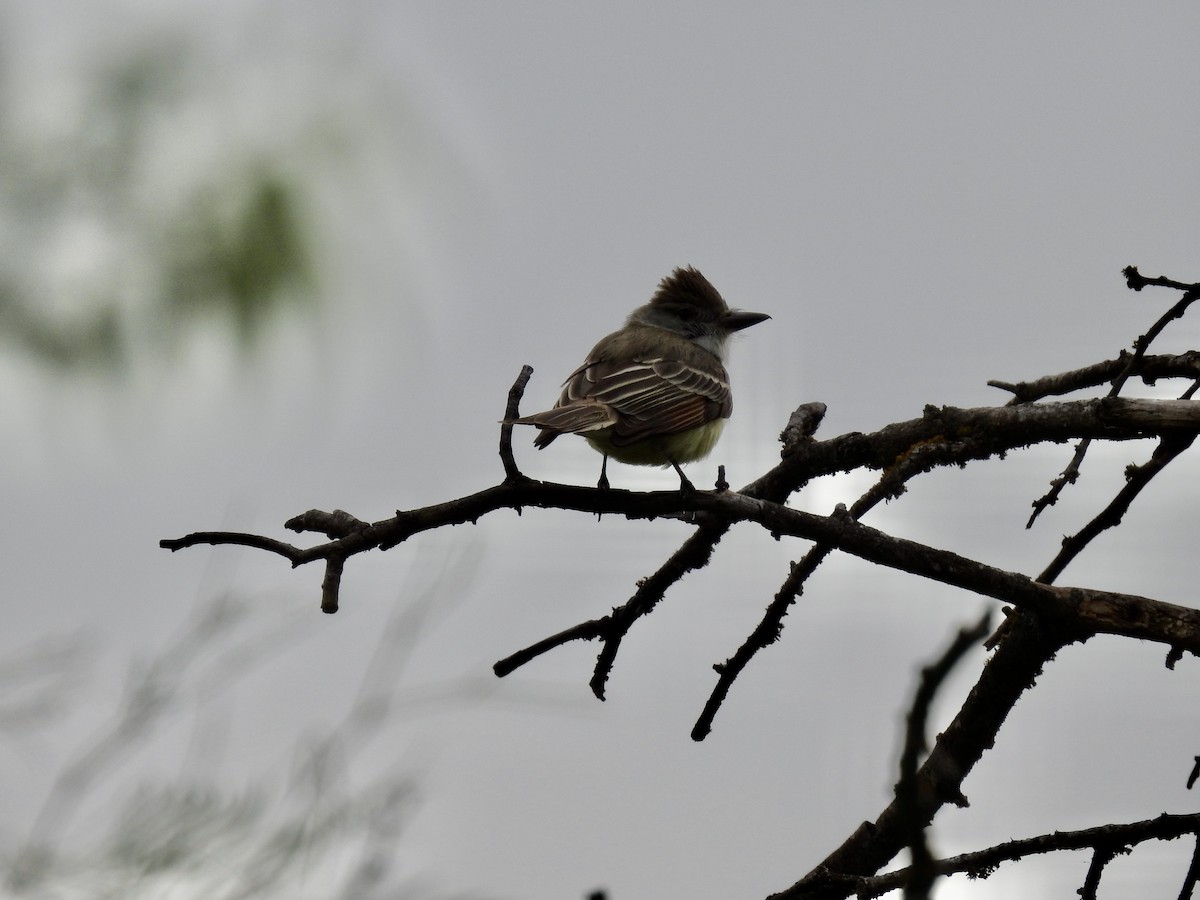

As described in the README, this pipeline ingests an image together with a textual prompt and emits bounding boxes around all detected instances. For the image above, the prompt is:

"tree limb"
[811,811,1200,898]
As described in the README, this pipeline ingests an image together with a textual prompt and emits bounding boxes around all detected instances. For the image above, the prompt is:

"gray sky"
[3,2,1200,898]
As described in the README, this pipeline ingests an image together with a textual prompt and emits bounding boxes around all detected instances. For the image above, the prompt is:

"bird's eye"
[672,304,697,321]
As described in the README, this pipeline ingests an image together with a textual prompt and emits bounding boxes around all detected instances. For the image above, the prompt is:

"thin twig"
[501,365,534,482]
[1079,846,1119,900]
[1177,834,1200,900]
[1123,266,1200,294]
[989,352,1200,405]
[589,523,728,699]
[321,555,345,614]
[693,437,971,740]
[1037,432,1195,583]
[896,612,993,900]
[1026,271,1200,527]
[493,619,608,677]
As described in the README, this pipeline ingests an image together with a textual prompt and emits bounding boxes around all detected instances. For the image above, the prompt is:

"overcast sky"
[4,3,1200,899]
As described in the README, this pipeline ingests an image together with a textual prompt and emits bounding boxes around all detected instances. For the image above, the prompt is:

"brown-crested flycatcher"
[510,266,769,490]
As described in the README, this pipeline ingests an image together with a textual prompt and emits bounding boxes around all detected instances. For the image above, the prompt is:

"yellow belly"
[583,419,726,466]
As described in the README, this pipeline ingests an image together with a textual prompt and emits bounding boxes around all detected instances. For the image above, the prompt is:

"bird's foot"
[669,459,695,494]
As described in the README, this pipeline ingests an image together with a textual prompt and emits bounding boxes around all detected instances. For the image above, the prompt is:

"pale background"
[3,3,1200,899]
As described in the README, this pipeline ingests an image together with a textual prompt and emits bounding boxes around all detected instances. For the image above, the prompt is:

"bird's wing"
[560,355,732,447]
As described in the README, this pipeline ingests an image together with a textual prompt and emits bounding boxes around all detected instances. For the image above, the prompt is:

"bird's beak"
[722,309,771,332]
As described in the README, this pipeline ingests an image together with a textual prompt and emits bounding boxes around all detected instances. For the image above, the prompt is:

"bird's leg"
[668,458,695,493]
[597,454,611,490]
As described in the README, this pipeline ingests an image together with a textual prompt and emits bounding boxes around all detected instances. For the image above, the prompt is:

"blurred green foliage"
[164,171,314,350]
[0,40,317,373]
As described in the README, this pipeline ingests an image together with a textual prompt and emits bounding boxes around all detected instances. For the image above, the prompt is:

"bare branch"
[320,555,345,614]
[159,531,307,563]
[287,509,368,539]
[1025,270,1200,526]
[770,612,1076,900]
[990,355,1131,404]
[1038,432,1195,583]
[1178,835,1200,900]
[895,612,994,900]
[1079,845,1119,900]
[493,619,607,678]
[161,397,1200,668]
[989,351,1200,405]
[500,365,534,482]
[1123,265,1200,295]
[693,436,988,741]
[779,401,828,453]
[816,812,1200,899]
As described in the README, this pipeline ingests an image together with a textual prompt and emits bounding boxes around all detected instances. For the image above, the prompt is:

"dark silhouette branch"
[770,612,1078,900]
[693,435,999,741]
[585,518,730,700]
[161,394,1200,697]
[1037,431,1196,584]
[1123,266,1200,295]
[1024,268,1200,527]
[813,812,1200,899]
[1178,835,1200,900]
[1079,845,1121,900]
[500,364,534,482]
[895,612,994,900]
[771,397,1200,899]
[988,350,1200,404]
[493,619,608,678]
[162,395,1200,578]
[765,268,1200,896]
[321,554,346,614]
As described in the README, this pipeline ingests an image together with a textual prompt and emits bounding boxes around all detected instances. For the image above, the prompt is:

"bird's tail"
[505,403,617,449]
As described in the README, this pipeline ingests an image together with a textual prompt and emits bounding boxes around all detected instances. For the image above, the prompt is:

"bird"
[509,266,769,490]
